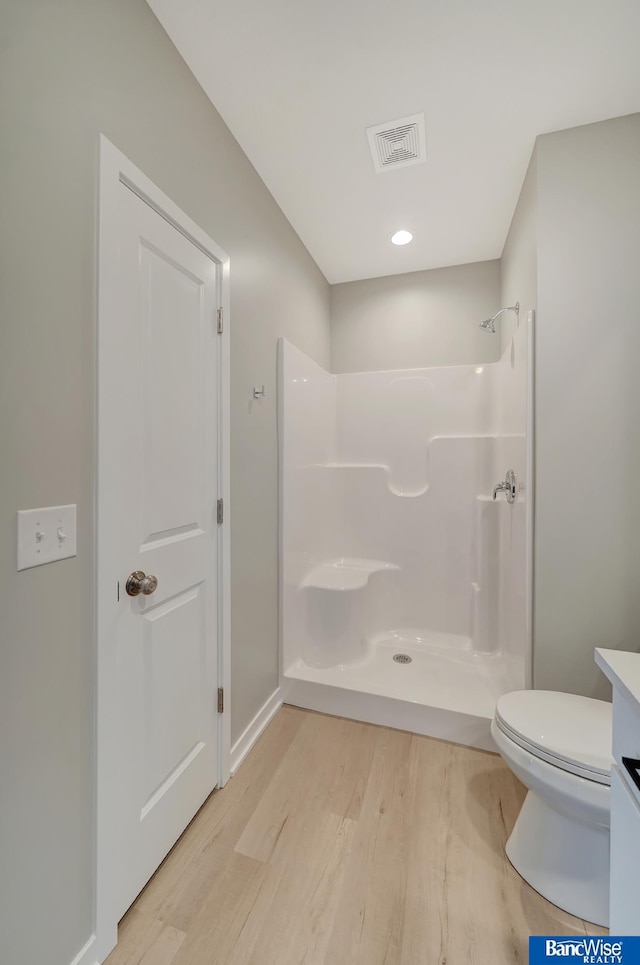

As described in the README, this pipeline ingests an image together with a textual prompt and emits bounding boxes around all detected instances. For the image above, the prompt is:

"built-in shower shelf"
[301,557,398,591]
[324,462,388,470]
[322,463,429,498]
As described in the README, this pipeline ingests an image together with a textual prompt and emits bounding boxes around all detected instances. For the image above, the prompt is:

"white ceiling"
[147,0,640,284]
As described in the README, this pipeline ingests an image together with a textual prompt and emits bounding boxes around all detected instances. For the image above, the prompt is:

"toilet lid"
[495,690,612,782]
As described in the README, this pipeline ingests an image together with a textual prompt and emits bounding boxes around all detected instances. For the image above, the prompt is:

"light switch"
[17,504,77,571]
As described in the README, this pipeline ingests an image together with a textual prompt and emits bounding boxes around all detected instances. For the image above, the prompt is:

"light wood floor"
[106,706,606,965]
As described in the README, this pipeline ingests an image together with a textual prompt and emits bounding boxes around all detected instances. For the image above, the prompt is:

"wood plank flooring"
[106,706,606,965]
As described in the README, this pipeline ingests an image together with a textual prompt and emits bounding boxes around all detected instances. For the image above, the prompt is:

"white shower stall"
[279,318,531,749]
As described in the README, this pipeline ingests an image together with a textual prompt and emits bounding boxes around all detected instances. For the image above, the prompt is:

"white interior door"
[98,158,226,931]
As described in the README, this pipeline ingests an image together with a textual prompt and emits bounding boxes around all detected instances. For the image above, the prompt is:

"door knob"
[126,570,158,596]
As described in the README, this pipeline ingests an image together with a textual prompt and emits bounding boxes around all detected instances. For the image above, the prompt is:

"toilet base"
[506,789,610,927]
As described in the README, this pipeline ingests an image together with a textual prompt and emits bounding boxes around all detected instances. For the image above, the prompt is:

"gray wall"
[0,3,329,964]
[533,114,640,698]
[500,152,537,353]
[330,260,501,372]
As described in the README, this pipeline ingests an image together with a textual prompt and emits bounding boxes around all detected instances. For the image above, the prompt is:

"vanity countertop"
[595,647,640,707]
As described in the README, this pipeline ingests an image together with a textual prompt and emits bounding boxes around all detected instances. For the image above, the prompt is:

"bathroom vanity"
[595,648,640,934]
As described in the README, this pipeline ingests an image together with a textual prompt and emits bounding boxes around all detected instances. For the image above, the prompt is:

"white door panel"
[139,240,208,540]
[141,586,206,805]
[102,182,219,922]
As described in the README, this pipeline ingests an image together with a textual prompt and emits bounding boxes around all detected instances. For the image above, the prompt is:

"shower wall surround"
[279,321,530,748]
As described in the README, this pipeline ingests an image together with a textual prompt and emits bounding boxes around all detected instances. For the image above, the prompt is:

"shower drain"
[393,653,412,664]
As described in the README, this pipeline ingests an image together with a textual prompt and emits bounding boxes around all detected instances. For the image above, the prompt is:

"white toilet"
[491,690,612,927]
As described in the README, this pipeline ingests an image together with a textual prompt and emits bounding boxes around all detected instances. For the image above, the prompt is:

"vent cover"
[366,113,426,174]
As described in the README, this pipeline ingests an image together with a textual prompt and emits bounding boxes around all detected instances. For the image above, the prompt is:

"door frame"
[95,136,231,962]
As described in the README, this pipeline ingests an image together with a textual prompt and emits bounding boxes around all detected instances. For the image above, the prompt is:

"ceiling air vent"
[366,113,426,174]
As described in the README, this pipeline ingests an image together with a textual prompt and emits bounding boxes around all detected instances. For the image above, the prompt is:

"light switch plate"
[17,504,77,571]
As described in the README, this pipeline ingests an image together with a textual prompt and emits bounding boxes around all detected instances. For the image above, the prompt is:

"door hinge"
[217,307,223,334]
[217,498,224,524]
[217,688,224,714]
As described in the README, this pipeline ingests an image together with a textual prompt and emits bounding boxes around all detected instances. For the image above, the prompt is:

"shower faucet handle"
[493,469,517,504]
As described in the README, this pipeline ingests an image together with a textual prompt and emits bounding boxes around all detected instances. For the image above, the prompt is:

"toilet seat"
[495,690,612,785]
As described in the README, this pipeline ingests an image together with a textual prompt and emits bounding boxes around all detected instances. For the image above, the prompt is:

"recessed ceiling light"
[391,229,413,246]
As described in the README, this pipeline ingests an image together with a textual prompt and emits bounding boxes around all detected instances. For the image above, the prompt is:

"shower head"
[479,317,496,333]
[479,302,519,333]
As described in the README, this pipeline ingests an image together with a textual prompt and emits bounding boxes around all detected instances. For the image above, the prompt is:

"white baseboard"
[69,934,98,965]
[230,688,282,775]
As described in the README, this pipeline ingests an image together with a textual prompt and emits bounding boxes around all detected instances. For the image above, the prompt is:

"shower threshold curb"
[282,673,495,753]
